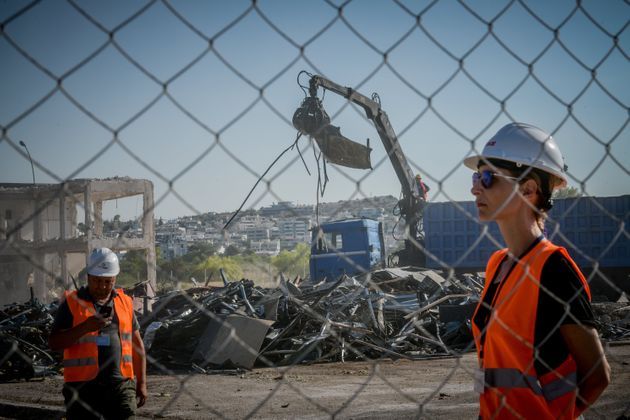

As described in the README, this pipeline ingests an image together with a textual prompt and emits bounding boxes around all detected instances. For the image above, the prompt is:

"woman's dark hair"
[483,158,554,210]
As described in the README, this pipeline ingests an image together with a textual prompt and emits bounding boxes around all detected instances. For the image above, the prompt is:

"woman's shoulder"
[541,249,586,292]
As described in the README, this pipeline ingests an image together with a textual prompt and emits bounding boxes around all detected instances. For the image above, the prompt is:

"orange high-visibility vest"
[63,289,135,382]
[471,239,591,419]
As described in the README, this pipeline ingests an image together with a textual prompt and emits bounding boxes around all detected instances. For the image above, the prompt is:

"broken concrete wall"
[0,178,156,308]
[0,256,33,304]
[0,201,35,241]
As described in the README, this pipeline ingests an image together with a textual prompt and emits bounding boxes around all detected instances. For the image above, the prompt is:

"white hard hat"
[87,248,120,277]
[463,122,568,190]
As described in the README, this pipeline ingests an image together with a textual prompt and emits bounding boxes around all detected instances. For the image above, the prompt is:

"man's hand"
[49,314,111,351]
[132,329,147,408]
[82,314,112,332]
[136,381,148,407]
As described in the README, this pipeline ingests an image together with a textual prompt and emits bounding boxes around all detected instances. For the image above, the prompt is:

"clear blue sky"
[1,0,628,220]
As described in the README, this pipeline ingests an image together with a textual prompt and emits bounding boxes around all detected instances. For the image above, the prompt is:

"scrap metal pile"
[593,301,630,341]
[0,296,60,381]
[146,268,482,371]
[2,277,628,381]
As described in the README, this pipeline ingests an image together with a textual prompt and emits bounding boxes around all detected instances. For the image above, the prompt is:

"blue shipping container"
[424,195,630,270]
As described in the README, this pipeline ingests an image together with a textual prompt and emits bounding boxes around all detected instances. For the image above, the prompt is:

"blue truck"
[309,218,386,282]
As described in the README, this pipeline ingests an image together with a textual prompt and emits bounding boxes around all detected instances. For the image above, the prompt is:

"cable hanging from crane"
[223,132,306,231]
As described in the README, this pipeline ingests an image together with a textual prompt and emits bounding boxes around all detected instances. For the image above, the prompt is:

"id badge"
[95,334,111,347]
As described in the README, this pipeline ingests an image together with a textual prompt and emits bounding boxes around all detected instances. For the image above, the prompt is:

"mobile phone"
[99,305,113,318]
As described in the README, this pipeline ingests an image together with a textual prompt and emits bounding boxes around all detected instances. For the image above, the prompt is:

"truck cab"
[310,218,386,282]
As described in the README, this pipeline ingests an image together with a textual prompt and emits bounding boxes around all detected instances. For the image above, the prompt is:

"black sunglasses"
[472,170,520,189]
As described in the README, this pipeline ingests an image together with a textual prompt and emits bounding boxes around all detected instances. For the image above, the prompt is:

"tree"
[271,243,310,278]
[225,244,240,256]
[157,256,188,289]
[118,249,147,285]
[196,255,243,282]
[183,242,217,264]
[553,186,582,199]
[102,215,133,235]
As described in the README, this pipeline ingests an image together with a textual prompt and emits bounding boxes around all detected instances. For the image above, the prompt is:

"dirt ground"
[1,344,628,419]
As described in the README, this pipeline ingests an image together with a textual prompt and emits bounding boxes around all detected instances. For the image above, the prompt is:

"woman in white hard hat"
[465,123,610,419]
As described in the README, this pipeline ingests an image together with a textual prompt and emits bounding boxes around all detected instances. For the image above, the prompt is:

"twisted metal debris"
[593,301,630,341]
[0,293,60,381]
[146,269,482,371]
[1,279,628,381]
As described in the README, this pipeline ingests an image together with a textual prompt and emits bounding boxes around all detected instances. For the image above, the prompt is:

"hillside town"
[148,195,402,260]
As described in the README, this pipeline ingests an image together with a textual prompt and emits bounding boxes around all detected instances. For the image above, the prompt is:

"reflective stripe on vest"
[77,334,131,344]
[484,368,541,394]
[77,336,99,344]
[477,368,577,401]
[63,357,97,367]
[471,239,589,419]
[541,371,577,401]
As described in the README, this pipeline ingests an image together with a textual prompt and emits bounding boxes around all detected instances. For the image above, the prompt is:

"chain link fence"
[1,0,629,418]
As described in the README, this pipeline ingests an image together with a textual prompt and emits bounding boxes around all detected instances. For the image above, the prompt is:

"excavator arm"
[293,74,426,266]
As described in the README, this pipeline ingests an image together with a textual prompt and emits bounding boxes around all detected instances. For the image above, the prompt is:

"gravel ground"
[0,344,628,419]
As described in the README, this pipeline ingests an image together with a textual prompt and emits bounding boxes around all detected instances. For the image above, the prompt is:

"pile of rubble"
[145,268,481,371]
[593,299,630,341]
[0,294,60,381]
[1,273,629,380]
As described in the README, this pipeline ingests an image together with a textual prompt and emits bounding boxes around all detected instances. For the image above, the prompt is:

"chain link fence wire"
[1,0,629,418]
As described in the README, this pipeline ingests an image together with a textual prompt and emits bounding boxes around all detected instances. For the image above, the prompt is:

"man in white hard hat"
[49,248,147,419]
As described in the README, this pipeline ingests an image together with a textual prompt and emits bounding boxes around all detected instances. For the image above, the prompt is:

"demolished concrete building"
[0,178,156,308]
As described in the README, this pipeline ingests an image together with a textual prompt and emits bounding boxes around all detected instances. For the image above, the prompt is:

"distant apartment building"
[184,221,201,230]
[184,232,213,243]
[233,214,273,231]
[356,207,384,219]
[156,224,185,242]
[259,201,314,218]
[269,226,280,240]
[318,210,353,223]
[249,239,281,256]
[203,230,225,244]
[156,222,186,261]
[157,238,188,260]
[245,226,270,241]
[278,218,311,249]
[234,215,259,231]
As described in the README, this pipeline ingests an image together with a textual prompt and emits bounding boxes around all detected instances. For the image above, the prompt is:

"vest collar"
[517,235,545,260]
